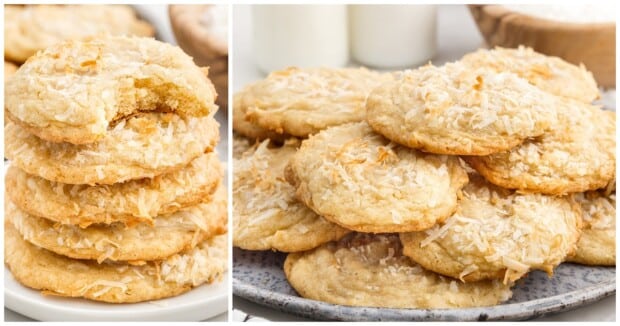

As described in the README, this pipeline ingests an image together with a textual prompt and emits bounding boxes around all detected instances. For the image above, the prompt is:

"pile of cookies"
[5,35,227,303]
[233,46,615,309]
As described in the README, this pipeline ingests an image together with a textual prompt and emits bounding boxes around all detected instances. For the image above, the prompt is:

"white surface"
[349,5,437,68]
[4,5,230,321]
[252,5,349,73]
[232,4,616,321]
[5,266,228,321]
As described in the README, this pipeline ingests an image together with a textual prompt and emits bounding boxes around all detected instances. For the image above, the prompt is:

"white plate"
[5,267,228,321]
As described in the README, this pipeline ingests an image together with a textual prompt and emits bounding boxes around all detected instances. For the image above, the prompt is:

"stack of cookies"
[5,35,227,303]
[233,47,615,309]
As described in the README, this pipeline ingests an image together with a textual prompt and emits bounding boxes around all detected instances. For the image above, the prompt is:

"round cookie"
[4,61,17,81]
[465,105,615,195]
[233,91,288,142]
[567,191,616,266]
[460,46,599,103]
[7,186,227,262]
[5,222,227,303]
[240,67,392,138]
[286,122,468,233]
[399,175,582,284]
[234,139,350,252]
[6,152,222,227]
[5,113,219,185]
[284,233,513,309]
[5,5,154,63]
[366,63,559,155]
[5,35,217,144]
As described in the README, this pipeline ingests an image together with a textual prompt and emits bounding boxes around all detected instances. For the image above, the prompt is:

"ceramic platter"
[233,249,615,321]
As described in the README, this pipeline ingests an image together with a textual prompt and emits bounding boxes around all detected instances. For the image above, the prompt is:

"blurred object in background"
[252,5,349,73]
[349,5,437,69]
[170,5,229,110]
[4,5,154,64]
[469,4,615,88]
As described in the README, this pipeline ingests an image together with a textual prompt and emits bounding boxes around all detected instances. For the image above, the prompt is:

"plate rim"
[233,269,615,321]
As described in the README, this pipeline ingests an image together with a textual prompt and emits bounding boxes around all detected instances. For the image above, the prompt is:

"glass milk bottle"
[350,5,437,69]
[252,5,349,73]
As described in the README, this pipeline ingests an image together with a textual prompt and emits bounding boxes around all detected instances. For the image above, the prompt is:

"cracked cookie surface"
[285,233,512,308]
[367,63,558,155]
[234,139,350,252]
[6,35,217,144]
[5,113,219,185]
[286,122,468,233]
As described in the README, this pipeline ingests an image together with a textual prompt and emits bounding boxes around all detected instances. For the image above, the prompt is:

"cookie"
[5,5,154,63]
[5,113,219,185]
[366,63,558,155]
[234,139,350,252]
[232,133,254,159]
[460,46,599,103]
[6,153,221,227]
[5,222,226,303]
[567,191,616,266]
[5,35,217,144]
[465,105,615,195]
[4,61,17,81]
[399,174,582,284]
[286,122,468,233]
[7,185,227,262]
[233,91,288,142]
[239,67,392,138]
[284,233,512,309]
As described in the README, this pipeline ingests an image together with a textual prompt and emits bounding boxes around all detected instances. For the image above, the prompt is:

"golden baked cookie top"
[566,190,616,266]
[232,91,288,142]
[284,233,512,309]
[576,191,616,231]
[6,35,218,144]
[465,105,615,195]
[366,62,559,155]
[6,152,222,227]
[5,5,154,63]
[5,113,219,185]
[400,175,582,284]
[286,122,468,233]
[238,67,393,137]
[234,139,350,252]
[460,46,599,103]
[7,185,227,262]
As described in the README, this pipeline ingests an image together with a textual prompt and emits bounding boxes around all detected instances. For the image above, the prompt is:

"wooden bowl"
[169,5,228,109]
[469,5,615,88]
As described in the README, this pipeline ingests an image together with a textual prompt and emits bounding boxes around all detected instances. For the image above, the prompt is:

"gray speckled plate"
[233,248,615,321]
